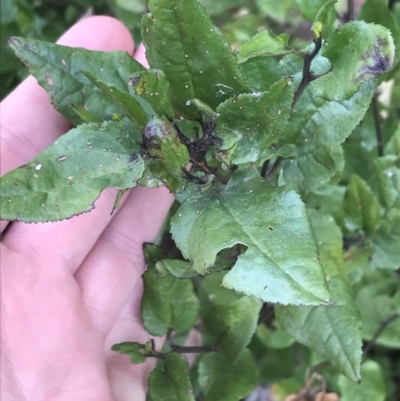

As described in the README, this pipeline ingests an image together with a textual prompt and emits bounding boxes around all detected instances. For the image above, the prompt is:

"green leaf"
[275,275,363,381]
[385,123,400,155]
[129,69,175,120]
[171,168,330,305]
[236,30,292,64]
[200,270,242,306]
[0,121,144,223]
[157,259,196,278]
[200,271,262,359]
[239,46,303,93]
[137,160,164,188]
[111,341,148,364]
[280,79,376,191]
[198,0,244,15]
[308,209,344,277]
[338,360,386,401]
[141,244,199,336]
[142,0,248,118]
[372,156,400,209]
[371,208,400,269]
[279,145,337,191]
[256,322,295,349]
[186,98,219,130]
[355,270,400,348]
[343,175,383,234]
[115,0,147,13]
[143,116,190,192]
[256,0,300,25]
[8,37,145,125]
[342,105,378,183]
[359,0,400,68]
[302,184,345,219]
[216,78,294,164]
[295,0,331,22]
[239,57,289,93]
[71,104,102,123]
[82,71,149,133]
[198,349,258,401]
[149,353,195,401]
[318,21,395,100]
[311,0,337,39]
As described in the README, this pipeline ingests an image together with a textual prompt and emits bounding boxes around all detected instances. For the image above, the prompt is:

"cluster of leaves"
[1,0,400,400]
[1,0,292,100]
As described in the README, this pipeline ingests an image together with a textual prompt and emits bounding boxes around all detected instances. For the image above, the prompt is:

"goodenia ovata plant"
[2,0,399,399]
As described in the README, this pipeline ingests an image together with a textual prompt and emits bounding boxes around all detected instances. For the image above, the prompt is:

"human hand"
[0,16,174,401]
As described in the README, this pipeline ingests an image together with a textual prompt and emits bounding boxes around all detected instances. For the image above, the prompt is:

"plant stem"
[363,313,400,354]
[346,0,354,22]
[166,330,217,354]
[264,157,282,180]
[263,38,324,179]
[260,159,270,178]
[170,344,218,354]
[372,93,384,157]
[291,37,323,109]
[258,302,275,325]
[389,0,397,10]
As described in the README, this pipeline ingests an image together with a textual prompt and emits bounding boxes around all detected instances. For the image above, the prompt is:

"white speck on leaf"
[35,164,42,170]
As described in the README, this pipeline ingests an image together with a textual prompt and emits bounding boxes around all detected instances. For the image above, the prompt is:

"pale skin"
[0,16,174,401]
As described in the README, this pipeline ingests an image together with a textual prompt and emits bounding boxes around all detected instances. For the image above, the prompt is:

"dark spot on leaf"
[356,39,394,81]
[129,153,139,163]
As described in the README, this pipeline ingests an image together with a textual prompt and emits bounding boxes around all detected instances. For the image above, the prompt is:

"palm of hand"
[0,16,173,401]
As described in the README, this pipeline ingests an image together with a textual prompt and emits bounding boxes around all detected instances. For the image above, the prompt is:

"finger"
[0,16,134,234]
[133,43,150,69]
[74,43,175,337]
[75,185,175,334]
[2,17,136,270]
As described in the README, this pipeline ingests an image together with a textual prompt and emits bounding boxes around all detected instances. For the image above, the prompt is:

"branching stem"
[263,37,323,179]
[166,330,217,355]
[291,37,323,109]
[345,0,354,22]
[363,313,400,354]
[169,344,218,354]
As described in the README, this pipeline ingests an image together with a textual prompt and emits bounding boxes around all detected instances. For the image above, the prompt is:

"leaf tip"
[7,36,21,48]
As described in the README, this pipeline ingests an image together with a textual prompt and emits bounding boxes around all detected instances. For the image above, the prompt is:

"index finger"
[0,16,135,233]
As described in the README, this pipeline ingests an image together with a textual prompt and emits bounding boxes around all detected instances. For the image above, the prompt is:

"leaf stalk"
[363,313,400,354]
